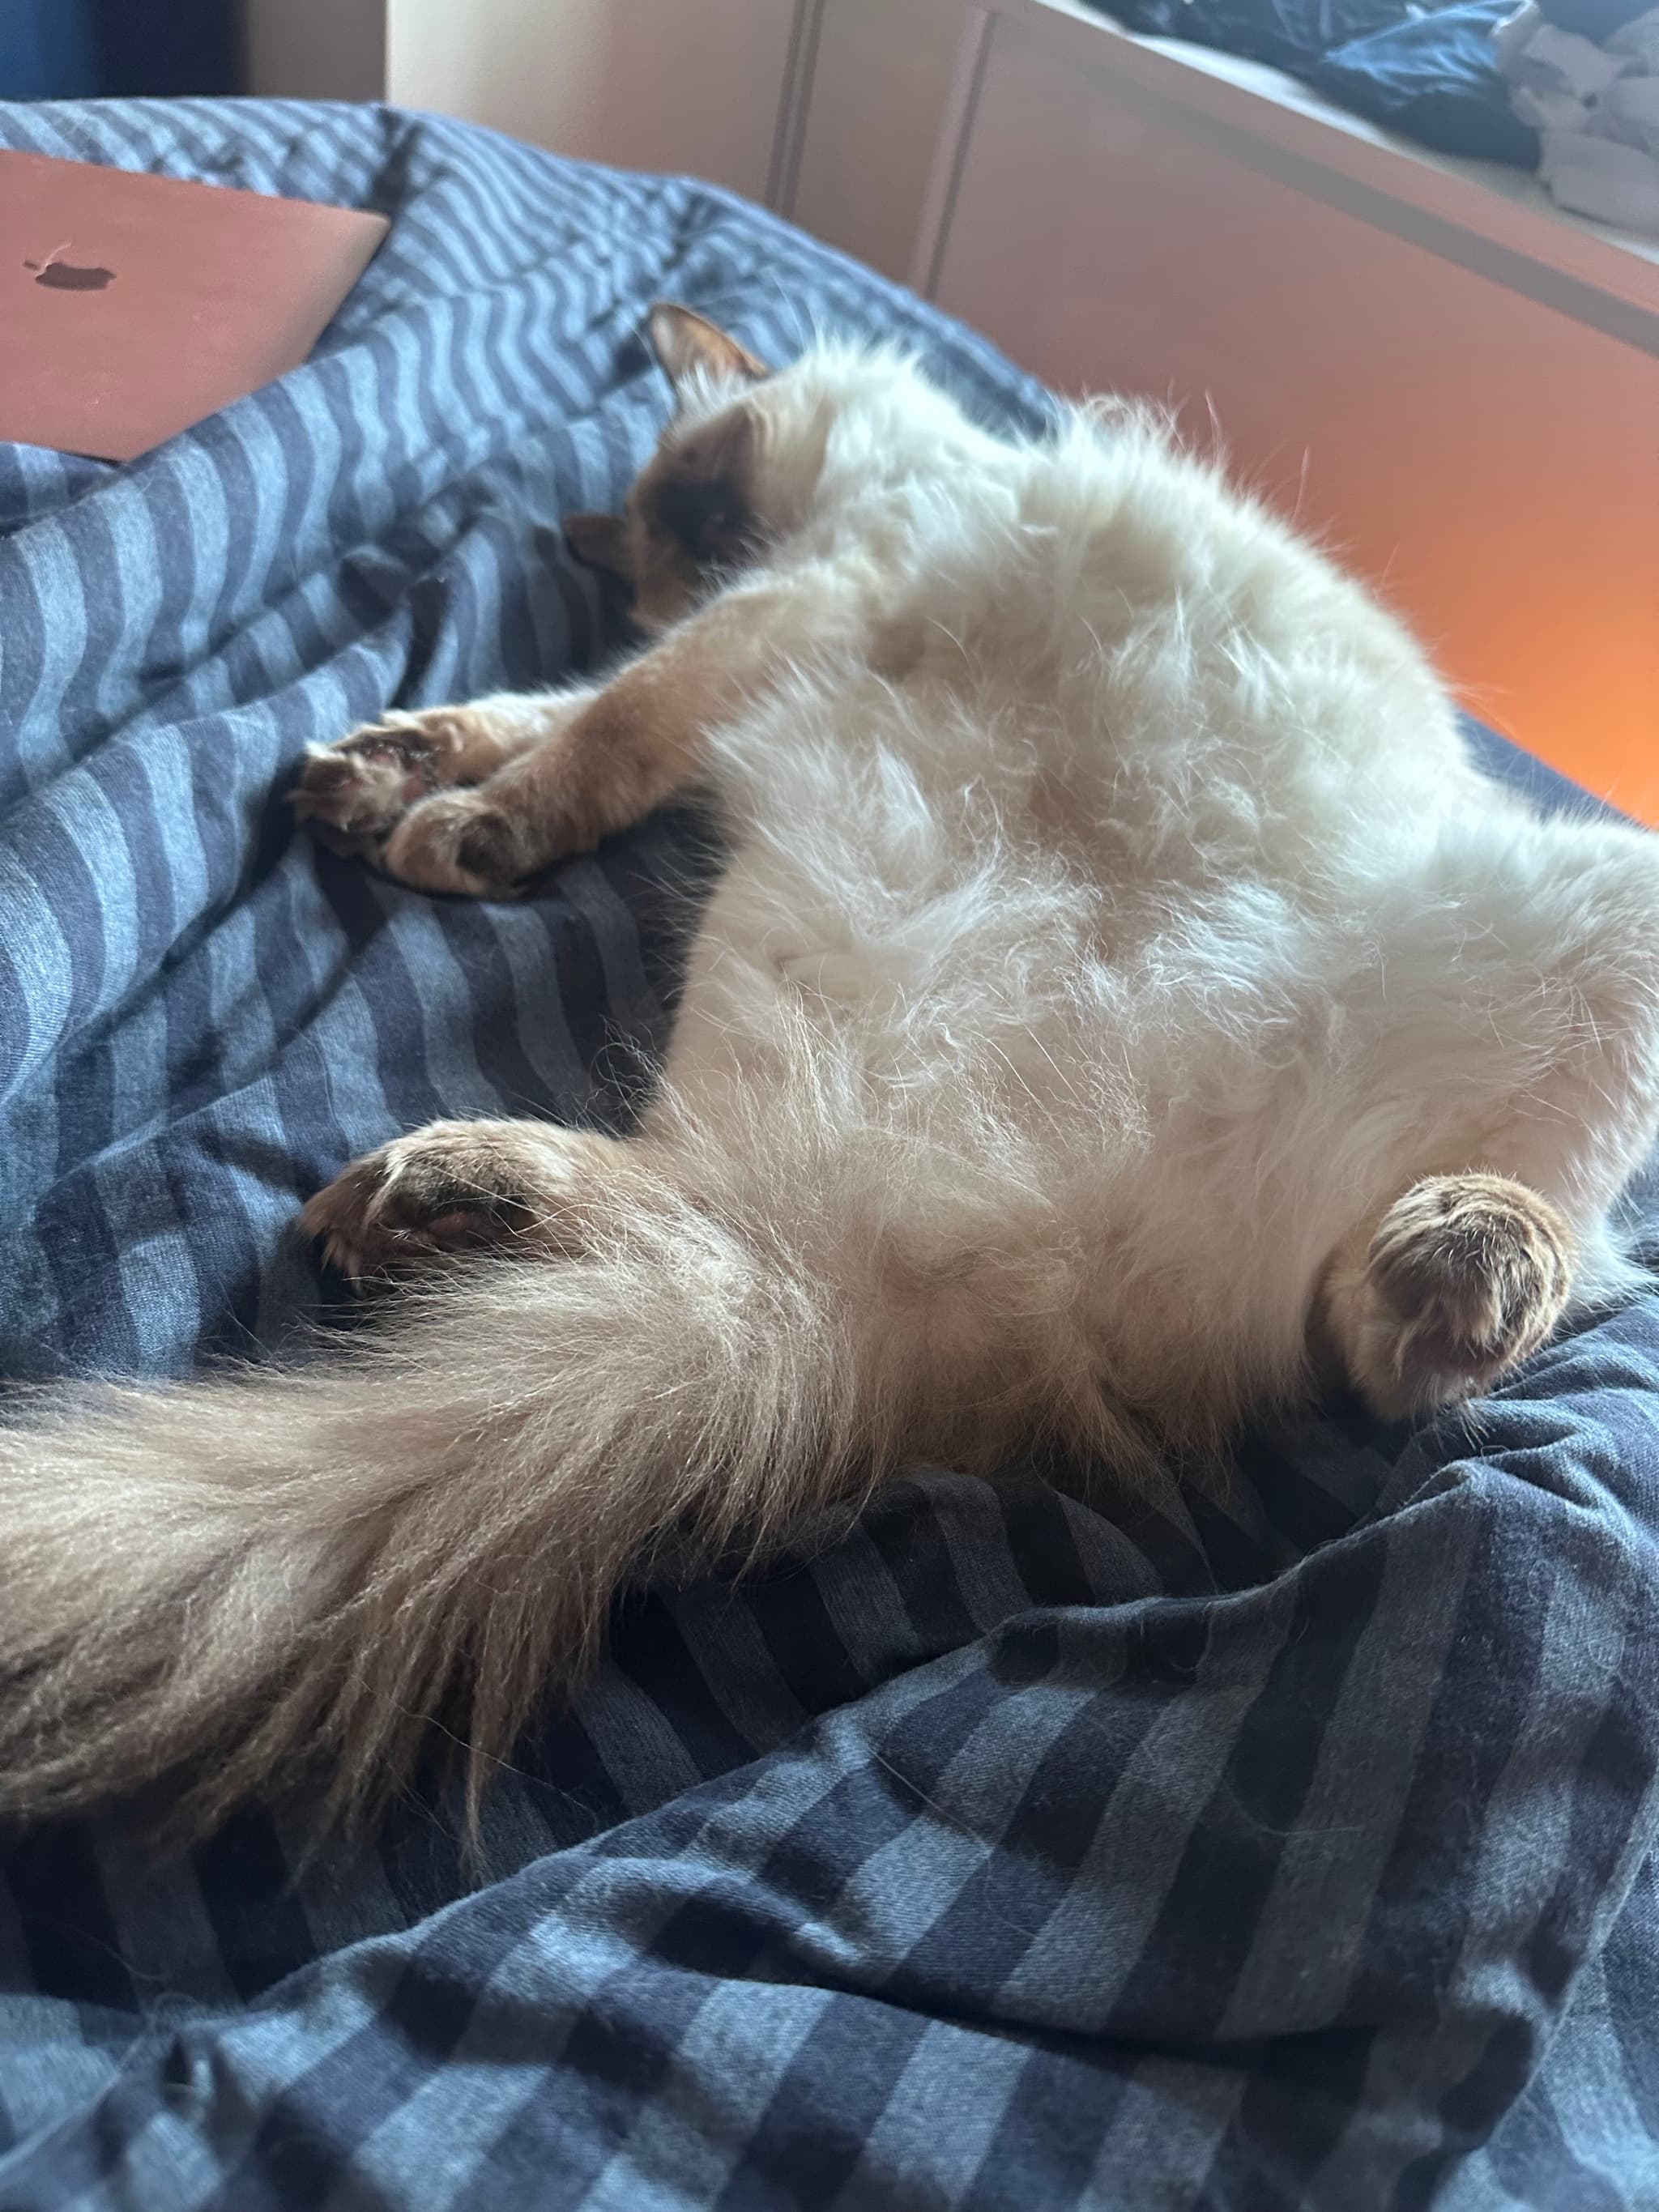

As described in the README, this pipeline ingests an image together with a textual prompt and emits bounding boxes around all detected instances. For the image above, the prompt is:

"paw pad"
[1367,1174,1575,1388]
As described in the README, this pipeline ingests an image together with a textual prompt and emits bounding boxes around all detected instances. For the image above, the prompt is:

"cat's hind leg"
[1318,807,1659,1416]
[302,1118,652,1281]
[1318,1174,1577,1420]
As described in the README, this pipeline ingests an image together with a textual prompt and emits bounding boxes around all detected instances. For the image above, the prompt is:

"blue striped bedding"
[1,96,1656,2212]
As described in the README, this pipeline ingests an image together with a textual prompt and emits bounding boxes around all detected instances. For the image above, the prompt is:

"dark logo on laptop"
[23,242,115,292]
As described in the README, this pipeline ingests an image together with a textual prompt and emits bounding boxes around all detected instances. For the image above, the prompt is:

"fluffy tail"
[0,1204,857,1839]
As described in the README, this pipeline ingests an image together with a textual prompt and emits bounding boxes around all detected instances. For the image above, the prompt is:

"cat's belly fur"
[653,536,1659,1443]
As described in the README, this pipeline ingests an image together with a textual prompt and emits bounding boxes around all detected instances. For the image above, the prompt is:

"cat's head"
[565,304,958,632]
[564,305,815,631]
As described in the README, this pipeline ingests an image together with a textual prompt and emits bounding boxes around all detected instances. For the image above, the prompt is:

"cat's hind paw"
[301,1119,616,1281]
[1321,1173,1576,1421]
[301,1123,540,1281]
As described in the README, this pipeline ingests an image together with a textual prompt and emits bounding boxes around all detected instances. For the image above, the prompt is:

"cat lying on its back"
[2,305,1655,1839]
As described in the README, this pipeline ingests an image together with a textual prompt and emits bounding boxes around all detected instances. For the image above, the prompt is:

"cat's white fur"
[2,336,1656,1835]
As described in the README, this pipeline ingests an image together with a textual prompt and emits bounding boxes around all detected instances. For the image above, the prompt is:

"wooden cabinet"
[923,5,1659,816]
[785,0,968,281]
[240,0,385,102]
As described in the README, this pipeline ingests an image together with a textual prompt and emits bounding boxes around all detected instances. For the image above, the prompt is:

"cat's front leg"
[288,667,700,899]
[294,578,827,897]
[290,689,598,891]
[362,586,800,895]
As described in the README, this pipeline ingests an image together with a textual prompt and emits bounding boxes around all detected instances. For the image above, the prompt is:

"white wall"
[386,0,799,202]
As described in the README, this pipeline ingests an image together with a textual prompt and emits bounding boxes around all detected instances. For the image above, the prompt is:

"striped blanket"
[1,96,1656,2212]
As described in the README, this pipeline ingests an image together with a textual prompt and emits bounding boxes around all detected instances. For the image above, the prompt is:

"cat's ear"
[646,303,769,394]
[564,510,632,580]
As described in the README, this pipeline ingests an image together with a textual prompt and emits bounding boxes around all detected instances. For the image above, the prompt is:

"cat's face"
[565,305,831,633]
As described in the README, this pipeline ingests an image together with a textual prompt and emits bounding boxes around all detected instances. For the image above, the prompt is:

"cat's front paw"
[377,790,542,898]
[288,707,505,857]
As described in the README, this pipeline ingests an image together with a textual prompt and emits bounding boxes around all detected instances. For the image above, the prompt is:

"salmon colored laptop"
[0,148,389,462]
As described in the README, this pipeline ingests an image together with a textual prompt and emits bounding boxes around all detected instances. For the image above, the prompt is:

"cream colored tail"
[0,1206,855,1838]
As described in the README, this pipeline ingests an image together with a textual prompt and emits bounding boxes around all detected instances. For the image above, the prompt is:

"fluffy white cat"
[2,306,1654,1838]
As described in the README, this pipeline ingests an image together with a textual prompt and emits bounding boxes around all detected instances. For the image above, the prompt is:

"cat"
[2,303,1656,1842]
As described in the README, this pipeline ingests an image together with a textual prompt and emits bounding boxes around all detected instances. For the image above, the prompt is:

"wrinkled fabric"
[1,97,1657,2212]
[1309,1,1541,166]
[1536,0,1657,40]
[1498,0,1659,230]
[1094,0,1537,164]
[1100,0,1411,72]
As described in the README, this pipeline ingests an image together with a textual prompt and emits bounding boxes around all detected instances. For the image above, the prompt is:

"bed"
[1,96,1656,2212]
